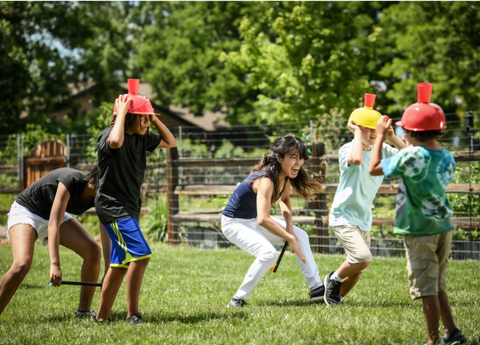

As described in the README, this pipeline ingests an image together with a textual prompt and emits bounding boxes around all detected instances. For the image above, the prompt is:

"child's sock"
[340,296,345,302]
[332,271,345,282]
[77,309,90,314]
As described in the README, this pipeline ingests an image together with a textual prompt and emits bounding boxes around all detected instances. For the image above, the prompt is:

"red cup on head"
[364,93,376,109]
[417,83,432,104]
[128,79,140,96]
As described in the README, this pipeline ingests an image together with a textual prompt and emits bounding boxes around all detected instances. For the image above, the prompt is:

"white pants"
[221,215,322,301]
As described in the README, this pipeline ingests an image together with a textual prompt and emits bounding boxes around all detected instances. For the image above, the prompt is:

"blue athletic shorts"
[104,217,152,268]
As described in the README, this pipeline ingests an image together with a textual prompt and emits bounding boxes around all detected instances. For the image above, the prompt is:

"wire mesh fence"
[0,112,479,259]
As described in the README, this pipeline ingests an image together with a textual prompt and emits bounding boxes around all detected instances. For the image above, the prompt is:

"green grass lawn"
[0,243,479,345]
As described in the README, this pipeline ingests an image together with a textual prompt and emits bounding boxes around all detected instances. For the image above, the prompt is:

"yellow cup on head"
[348,93,382,129]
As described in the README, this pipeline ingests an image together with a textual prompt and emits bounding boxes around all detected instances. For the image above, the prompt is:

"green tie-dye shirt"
[381,146,456,236]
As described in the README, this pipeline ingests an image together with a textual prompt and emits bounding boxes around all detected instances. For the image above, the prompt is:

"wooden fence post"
[166,147,179,244]
[312,143,328,253]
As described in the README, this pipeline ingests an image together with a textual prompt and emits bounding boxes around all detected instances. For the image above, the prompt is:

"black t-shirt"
[95,127,162,224]
[16,168,95,220]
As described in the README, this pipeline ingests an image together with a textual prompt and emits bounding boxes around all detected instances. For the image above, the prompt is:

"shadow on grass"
[256,299,312,307]
[148,310,249,324]
[18,283,45,290]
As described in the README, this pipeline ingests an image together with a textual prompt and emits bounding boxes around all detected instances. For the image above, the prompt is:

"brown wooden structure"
[164,149,480,251]
[25,139,67,187]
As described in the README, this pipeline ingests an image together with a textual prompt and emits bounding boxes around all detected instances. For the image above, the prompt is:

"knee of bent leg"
[84,241,101,263]
[294,228,309,243]
[259,249,277,266]
[12,258,33,277]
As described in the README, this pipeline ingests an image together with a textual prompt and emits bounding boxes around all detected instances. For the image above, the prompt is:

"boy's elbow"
[168,138,177,148]
[349,158,362,166]
[108,139,122,149]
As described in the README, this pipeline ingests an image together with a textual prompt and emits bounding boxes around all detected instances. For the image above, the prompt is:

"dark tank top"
[222,169,288,219]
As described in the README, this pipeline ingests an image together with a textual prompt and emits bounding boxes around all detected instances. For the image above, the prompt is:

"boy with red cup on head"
[94,79,176,324]
[324,93,407,306]
[370,83,466,345]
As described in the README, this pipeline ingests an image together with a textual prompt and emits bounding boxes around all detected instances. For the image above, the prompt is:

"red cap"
[113,79,158,115]
[396,83,446,131]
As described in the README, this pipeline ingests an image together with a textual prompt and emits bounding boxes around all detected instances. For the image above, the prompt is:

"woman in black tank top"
[222,134,326,307]
[0,167,103,318]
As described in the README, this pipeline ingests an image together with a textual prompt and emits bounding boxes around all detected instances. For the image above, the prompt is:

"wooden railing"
[164,148,480,252]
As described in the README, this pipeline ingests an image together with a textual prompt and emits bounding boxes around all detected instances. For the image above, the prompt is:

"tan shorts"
[404,230,452,300]
[332,225,372,265]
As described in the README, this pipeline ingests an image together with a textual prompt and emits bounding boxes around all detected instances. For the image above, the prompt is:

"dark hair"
[251,134,324,201]
[84,165,100,191]
[110,113,150,133]
[405,129,445,142]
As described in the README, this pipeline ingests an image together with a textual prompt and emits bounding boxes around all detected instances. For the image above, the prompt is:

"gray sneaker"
[324,271,342,306]
[75,310,97,319]
[125,313,144,325]
[227,297,247,308]
[309,285,325,303]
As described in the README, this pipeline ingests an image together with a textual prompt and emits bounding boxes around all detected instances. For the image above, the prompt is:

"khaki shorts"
[332,225,372,265]
[404,230,452,300]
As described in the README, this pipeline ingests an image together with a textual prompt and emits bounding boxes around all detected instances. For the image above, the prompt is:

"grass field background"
[0,243,479,344]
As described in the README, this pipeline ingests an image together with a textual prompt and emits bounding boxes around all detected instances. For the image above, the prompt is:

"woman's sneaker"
[440,328,467,345]
[125,313,144,325]
[324,271,342,306]
[309,285,325,303]
[227,298,247,308]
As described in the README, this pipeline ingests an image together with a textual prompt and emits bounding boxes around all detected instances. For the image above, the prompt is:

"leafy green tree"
[135,1,267,123]
[377,2,480,120]
[221,2,390,124]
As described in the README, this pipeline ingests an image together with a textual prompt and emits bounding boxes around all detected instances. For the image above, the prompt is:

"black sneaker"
[309,285,325,303]
[227,297,247,308]
[440,328,467,345]
[125,313,144,325]
[324,271,342,306]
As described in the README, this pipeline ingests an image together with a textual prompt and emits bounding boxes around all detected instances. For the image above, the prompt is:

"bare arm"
[108,95,131,149]
[348,121,364,166]
[386,130,408,150]
[48,182,71,286]
[151,115,177,148]
[279,180,294,236]
[256,178,306,263]
[369,116,392,176]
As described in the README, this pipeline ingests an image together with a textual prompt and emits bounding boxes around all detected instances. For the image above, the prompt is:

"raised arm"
[386,128,408,150]
[108,95,132,149]
[369,116,392,176]
[256,178,306,263]
[348,120,364,166]
[48,182,71,287]
[151,115,177,148]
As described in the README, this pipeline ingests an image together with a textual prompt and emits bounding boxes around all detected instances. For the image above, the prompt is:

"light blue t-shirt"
[382,146,456,236]
[329,141,398,231]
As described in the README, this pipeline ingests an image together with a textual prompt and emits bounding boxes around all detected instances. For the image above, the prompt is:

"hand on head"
[376,115,392,137]
[348,120,360,134]
[115,94,132,117]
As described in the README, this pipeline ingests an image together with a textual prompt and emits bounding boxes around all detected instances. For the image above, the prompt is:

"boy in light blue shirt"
[324,94,406,306]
